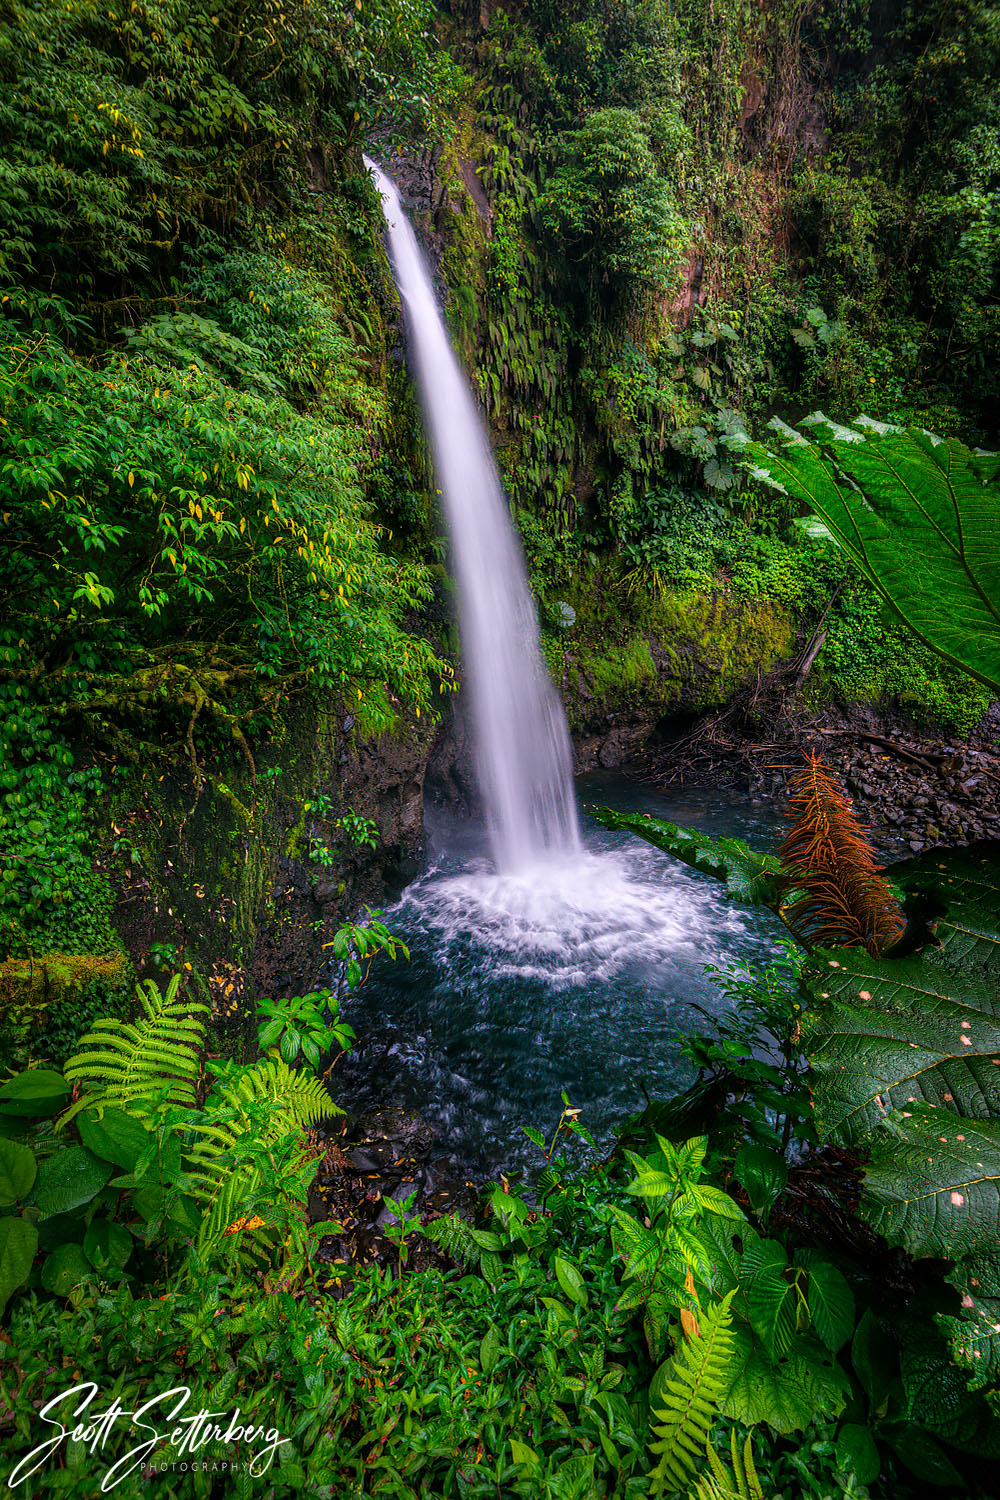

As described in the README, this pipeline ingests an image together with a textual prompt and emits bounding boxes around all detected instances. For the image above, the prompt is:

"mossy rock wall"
[105,695,436,1056]
[0,950,134,1070]
[556,588,794,768]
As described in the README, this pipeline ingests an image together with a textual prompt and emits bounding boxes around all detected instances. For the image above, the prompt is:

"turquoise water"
[336,776,788,1172]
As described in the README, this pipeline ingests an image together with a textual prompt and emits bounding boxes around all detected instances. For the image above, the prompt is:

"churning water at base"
[337,780,788,1174]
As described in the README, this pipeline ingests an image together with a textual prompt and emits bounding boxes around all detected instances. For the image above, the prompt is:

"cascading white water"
[366,158,582,874]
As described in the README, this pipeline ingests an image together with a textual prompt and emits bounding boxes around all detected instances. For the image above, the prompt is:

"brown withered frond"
[779,750,905,956]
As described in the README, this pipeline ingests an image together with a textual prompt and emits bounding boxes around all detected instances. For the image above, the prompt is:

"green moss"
[0,950,133,1069]
[561,580,793,730]
[650,591,794,709]
[809,591,992,734]
[576,636,656,696]
[353,684,401,740]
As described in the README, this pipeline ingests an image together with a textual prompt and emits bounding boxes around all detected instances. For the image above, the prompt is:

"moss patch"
[0,950,133,1069]
[557,581,794,732]
[0,949,131,1006]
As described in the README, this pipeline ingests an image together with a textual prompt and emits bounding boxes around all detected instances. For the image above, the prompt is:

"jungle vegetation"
[1,0,999,1494]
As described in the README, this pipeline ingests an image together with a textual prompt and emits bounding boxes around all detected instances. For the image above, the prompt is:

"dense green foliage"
[2,1,1000,1495]
[538,108,687,312]
[745,416,1000,694]
[439,0,999,733]
[0,0,457,996]
[5,934,999,1496]
[613,808,1000,1475]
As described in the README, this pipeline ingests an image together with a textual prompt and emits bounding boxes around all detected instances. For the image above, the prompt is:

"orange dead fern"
[778,750,905,956]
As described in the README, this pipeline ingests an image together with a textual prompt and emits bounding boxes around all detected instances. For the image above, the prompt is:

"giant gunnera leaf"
[860,1108,1000,1261]
[942,1250,1000,1391]
[737,416,1000,693]
[802,845,1000,1378]
[803,845,1000,1142]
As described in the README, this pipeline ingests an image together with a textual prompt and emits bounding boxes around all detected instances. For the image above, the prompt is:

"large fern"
[195,1055,335,1143]
[63,975,207,1120]
[648,1291,737,1497]
[187,1057,337,1266]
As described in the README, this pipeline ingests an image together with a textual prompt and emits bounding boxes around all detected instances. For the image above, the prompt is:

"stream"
[335,775,788,1175]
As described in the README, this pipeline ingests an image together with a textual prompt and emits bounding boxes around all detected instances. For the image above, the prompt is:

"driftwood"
[815,728,941,772]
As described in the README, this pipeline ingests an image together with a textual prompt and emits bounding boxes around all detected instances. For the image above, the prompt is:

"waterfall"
[367,158,582,874]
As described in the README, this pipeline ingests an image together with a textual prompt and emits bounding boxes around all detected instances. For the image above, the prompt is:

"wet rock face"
[424,696,481,820]
[642,698,1000,860]
[110,695,438,1021]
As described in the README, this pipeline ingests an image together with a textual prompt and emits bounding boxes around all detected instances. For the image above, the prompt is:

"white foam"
[392,840,751,993]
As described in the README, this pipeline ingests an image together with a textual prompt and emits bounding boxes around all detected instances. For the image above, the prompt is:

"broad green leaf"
[689,1217,757,1326]
[509,1439,539,1469]
[480,1251,502,1289]
[587,809,782,907]
[804,846,1000,1143]
[77,1106,155,1171]
[733,1145,788,1218]
[834,1423,880,1485]
[468,1228,502,1252]
[899,1324,987,1444]
[554,1254,588,1307]
[626,1169,680,1198]
[37,1213,86,1252]
[0,1138,36,1207]
[691,1185,745,1222]
[746,1274,796,1360]
[740,1239,795,1360]
[805,1262,854,1353]
[803,944,1000,1143]
[40,1241,93,1297]
[941,1251,1000,1389]
[83,1220,133,1276]
[722,1326,849,1433]
[479,1323,501,1375]
[0,1069,70,1118]
[894,845,1000,978]
[742,418,1000,692]
[0,1216,38,1314]
[860,1108,1000,1260]
[31,1147,112,1220]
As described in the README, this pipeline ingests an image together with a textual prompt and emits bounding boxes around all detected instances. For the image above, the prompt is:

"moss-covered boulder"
[557,587,794,768]
[0,950,133,1069]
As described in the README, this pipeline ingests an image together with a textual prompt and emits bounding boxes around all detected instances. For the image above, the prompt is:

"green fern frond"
[421,1214,482,1265]
[185,1057,336,1272]
[689,1430,768,1500]
[201,1056,337,1142]
[63,975,207,1120]
[198,1170,273,1260]
[648,1291,737,1497]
